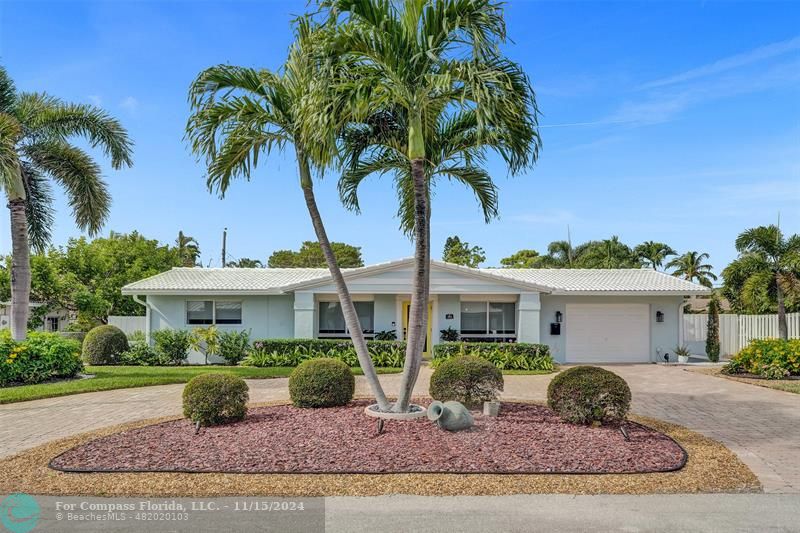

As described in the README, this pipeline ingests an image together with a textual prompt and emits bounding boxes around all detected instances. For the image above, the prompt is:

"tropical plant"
[0,66,133,340]
[723,338,800,378]
[667,251,717,288]
[189,326,220,365]
[267,241,363,268]
[439,326,460,342]
[499,249,543,268]
[373,329,397,341]
[175,231,201,267]
[722,225,800,339]
[546,239,577,268]
[442,236,486,268]
[242,338,406,368]
[152,329,192,365]
[575,236,639,269]
[218,329,251,365]
[327,0,539,412]
[0,330,83,386]
[186,20,390,409]
[226,258,264,268]
[432,341,554,371]
[634,241,676,270]
[706,295,721,362]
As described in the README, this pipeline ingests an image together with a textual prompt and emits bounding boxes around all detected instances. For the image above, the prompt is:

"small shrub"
[374,330,397,341]
[127,330,146,344]
[82,325,129,365]
[218,330,251,365]
[120,342,168,366]
[288,358,354,408]
[1,331,83,386]
[723,338,800,379]
[153,329,192,365]
[705,296,721,362]
[439,327,460,342]
[547,366,631,425]
[429,355,503,408]
[432,342,554,371]
[182,373,249,426]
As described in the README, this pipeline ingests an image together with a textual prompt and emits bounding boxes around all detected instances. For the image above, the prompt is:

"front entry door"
[402,301,433,356]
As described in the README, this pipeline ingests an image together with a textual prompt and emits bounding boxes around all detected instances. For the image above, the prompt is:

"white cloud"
[638,35,800,90]
[120,96,139,113]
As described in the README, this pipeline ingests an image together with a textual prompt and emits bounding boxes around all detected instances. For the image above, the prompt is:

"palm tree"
[0,67,132,340]
[576,236,638,269]
[175,231,201,267]
[324,0,539,412]
[227,258,264,268]
[547,240,576,267]
[634,241,676,270]
[667,251,717,288]
[724,225,800,340]
[186,20,390,411]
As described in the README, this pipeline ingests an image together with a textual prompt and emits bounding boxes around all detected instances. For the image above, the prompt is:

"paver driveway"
[0,364,797,492]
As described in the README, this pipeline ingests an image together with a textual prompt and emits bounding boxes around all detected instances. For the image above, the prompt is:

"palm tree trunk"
[8,197,30,341]
[297,153,390,411]
[393,157,429,412]
[776,274,788,340]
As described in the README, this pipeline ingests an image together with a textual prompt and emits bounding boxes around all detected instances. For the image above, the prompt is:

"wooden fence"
[683,312,800,357]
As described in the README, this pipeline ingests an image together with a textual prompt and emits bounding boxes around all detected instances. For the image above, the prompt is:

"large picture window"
[319,301,374,336]
[186,301,242,325]
[460,301,516,336]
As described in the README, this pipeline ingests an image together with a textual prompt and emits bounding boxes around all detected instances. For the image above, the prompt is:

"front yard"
[0,365,402,404]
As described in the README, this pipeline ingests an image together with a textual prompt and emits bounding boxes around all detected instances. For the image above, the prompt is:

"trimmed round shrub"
[429,355,504,408]
[288,358,354,408]
[547,366,631,425]
[182,373,249,426]
[82,325,129,365]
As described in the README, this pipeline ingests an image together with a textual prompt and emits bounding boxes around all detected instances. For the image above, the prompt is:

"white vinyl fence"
[683,312,800,357]
[108,315,146,336]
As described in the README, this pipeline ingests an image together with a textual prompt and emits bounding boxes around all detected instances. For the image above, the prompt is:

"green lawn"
[0,365,402,404]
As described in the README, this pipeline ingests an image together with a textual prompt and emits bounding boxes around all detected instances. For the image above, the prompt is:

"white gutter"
[132,295,151,343]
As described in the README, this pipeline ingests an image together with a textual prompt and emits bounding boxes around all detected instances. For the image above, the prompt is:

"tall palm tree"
[323,0,539,412]
[634,241,676,270]
[667,251,717,288]
[576,236,638,269]
[724,225,800,340]
[0,67,132,340]
[186,20,390,411]
[547,240,576,267]
[175,230,201,267]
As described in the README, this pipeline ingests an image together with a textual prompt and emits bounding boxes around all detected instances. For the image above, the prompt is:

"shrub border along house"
[433,342,554,372]
[244,339,406,368]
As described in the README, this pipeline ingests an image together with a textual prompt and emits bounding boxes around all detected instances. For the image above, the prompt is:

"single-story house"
[121,258,710,365]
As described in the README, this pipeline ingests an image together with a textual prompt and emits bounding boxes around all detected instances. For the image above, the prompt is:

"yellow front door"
[402,301,433,356]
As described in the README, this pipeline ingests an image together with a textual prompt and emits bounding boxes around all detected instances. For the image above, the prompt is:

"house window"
[46,316,59,332]
[187,301,214,325]
[319,301,374,336]
[460,301,516,336]
[186,301,242,325]
[215,301,242,324]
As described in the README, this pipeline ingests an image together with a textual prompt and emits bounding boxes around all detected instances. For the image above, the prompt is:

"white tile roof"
[122,260,710,295]
[487,268,710,294]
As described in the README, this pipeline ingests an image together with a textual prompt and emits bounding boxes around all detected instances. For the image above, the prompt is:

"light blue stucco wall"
[539,295,684,364]
[147,294,293,364]
[436,294,461,341]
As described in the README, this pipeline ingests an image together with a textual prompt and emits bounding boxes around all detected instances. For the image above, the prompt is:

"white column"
[517,292,541,343]
[294,291,315,339]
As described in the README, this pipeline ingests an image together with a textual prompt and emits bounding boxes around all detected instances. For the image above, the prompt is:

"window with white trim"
[186,301,242,325]
[460,301,515,335]
[318,301,374,335]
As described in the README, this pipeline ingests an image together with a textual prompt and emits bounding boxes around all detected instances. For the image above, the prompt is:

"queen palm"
[323,0,539,412]
[0,67,132,340]
[175,231,201,267]
[634,241,676,270]
[723,225,800,340]
[186,20,391,410]
[667,251,717,288]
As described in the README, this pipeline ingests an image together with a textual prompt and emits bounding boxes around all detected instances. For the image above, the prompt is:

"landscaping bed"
[50,400,684,475]
[689,367,800,395]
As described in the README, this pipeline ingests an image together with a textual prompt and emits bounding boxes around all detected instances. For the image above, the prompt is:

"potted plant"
[674,345,691,364]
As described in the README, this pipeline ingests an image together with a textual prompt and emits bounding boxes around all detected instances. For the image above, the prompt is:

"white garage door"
[565,304,650,363]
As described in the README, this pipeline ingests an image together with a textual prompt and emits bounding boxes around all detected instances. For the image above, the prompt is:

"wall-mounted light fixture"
[555,311,563,323]
[656,311,664,323]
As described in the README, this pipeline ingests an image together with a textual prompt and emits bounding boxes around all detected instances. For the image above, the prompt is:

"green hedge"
[432,342,554,371]
[1,331,84,386]
[243,338,406,368]
[723,338,800,379]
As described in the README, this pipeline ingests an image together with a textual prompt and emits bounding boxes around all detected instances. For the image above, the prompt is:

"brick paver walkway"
[1,365,797,492]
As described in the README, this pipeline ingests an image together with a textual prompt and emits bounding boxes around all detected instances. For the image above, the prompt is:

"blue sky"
[1,1,798,275]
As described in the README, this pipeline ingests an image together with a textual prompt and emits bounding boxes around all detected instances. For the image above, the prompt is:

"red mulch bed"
[50,401,686,475]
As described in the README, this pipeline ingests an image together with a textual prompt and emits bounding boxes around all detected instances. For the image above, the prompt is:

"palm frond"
[0,66,16,113]
[20,163,54,251]
[23,140,110,234]
[434,164,498,223]
[0,114,23,196]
